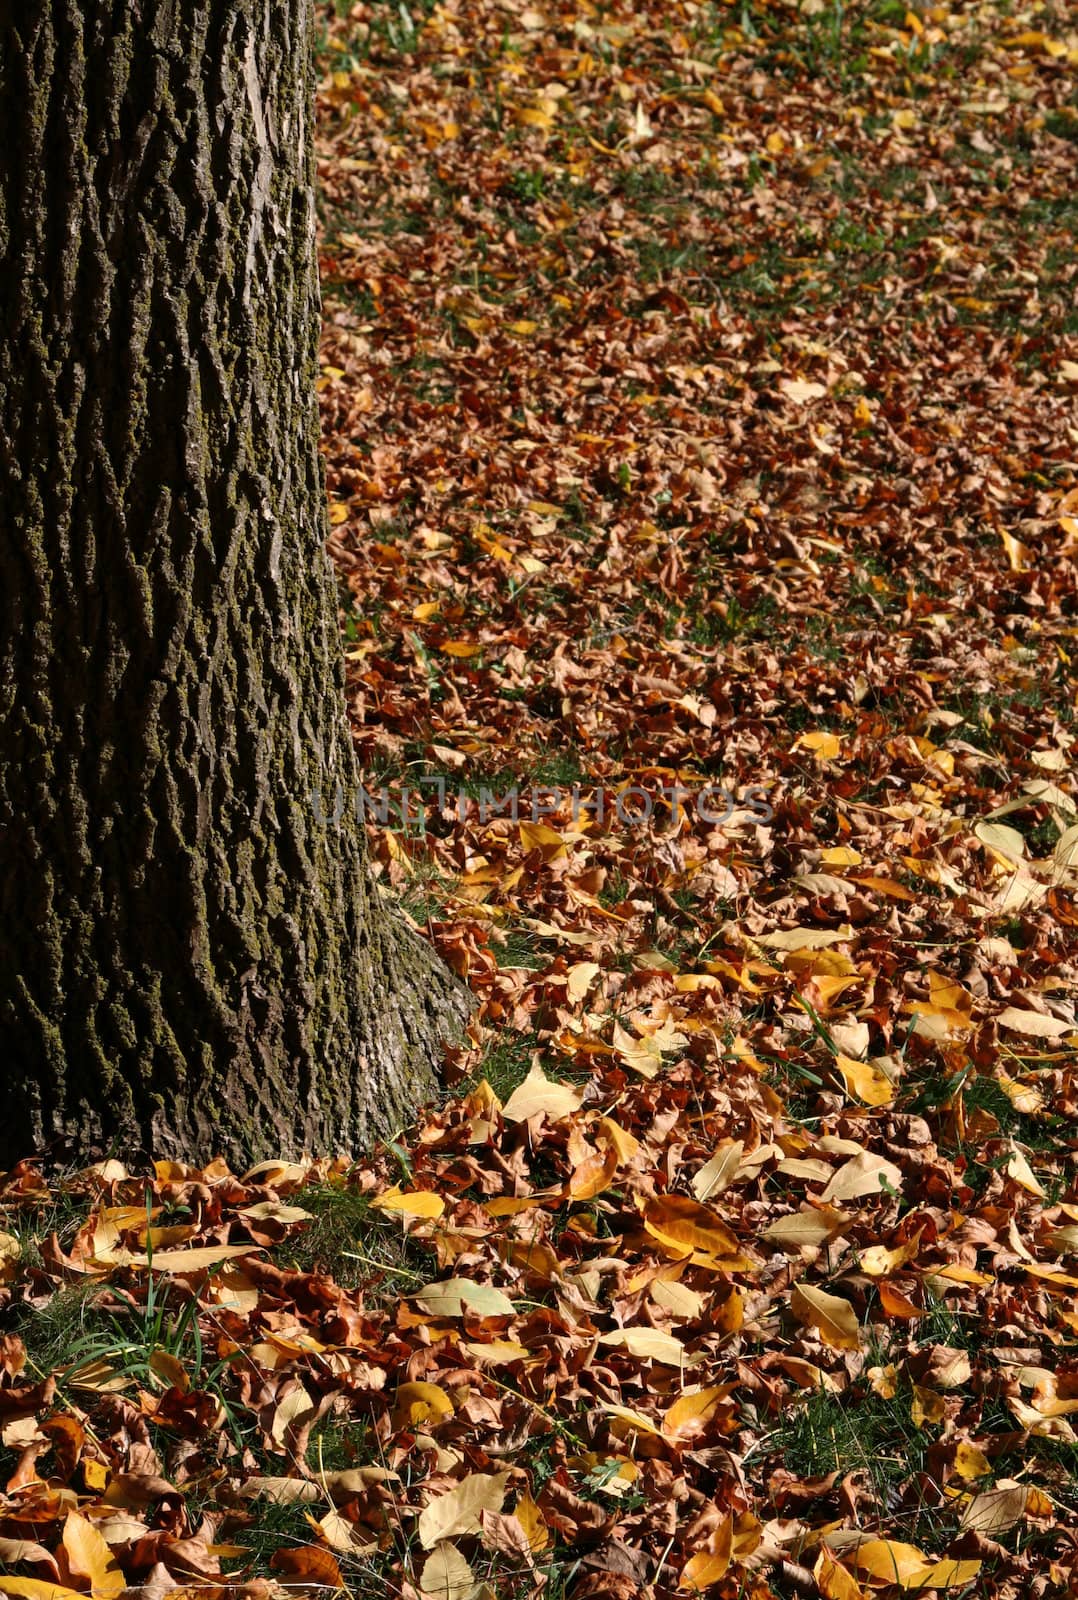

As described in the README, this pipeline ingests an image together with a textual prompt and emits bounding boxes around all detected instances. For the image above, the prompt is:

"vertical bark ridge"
[0,0,469,1164]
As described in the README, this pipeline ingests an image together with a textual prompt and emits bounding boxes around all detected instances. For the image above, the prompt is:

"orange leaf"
[814,1549,866,1600]
[270,1547,345,1587]
[643,1196,739,1260]
[61,1514,124,1600]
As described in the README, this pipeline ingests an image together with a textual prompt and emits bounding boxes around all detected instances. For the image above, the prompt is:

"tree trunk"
[0,0,469,1167]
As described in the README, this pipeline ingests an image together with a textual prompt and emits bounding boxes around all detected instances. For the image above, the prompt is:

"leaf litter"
[5,0,1078,1596]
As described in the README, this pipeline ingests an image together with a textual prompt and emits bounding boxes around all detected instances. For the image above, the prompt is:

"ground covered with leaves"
[3,1,1078,1597]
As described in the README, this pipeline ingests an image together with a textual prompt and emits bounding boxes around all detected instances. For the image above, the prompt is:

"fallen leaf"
[501,1062,583,1123]
[643,1195,740,1259]
[960,1482,1035,1535]
[419,1542,476,1600]
[370,1185,447,1220]
[599,1327,688,1366]
[393,1382,455,1429]
[763,1207,849,1250]
[997,1007,1073,1039]
[61,1514,124,1600]
[835,1053,894,1107]
[691,1141,744,1201]
[790,1284,862,1351]
[821,1151,903,1205]
[418,1473,509,1549]
[662,1387,733,1440]
[416,1279,515,1319]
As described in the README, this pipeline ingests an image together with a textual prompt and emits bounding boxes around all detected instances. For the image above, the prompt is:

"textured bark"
[0,0,470,1166]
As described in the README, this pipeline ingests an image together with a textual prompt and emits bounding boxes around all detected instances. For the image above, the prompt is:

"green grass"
[283,1181,430,1292]
[769,1370,961,1549]
[457,1030,537,1102]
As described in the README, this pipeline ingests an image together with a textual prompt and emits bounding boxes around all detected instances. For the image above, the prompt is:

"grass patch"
[284,1182,429,1292]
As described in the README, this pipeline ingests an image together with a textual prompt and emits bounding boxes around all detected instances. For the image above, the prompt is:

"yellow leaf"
[814,1550,866,1600]
[501,1062,583,1124]
[123,1244,262,1273]
[599,1117,640,1163]
[902,1560,982,1590]
[997,1006,1073,1040]
[954,1440,992,1481]
[513,1493,550,1553]
[417,1473,509,1549]
[599,1327,687,1366]
[611,1021,663,1078]
[763,1207,849,1251]
[910,1385,947,1426]
[835,1053,894,1107]
[415,1279,515,1319]
[974,820,1027,862]
[662,1387,733,1441]
[848,1540,930,1584]
[62,1513,124,1600]
[148,1348,188,1392]
[239,1200,313,1225]
[567,1139,619,1201]
[854,875,917,901]
[791,731,841,758]
[790,1284,862,1351]
[566,961,601,1002]
[691,1141,744,1201]
[0,1583,87,1600]
[679,1520,733,1589]
[650,1276,705,1319]
[370,1186,446,1220]
[757,925,854,951]
[927,1263,993,1286]
[867,1363,899,1399]
[518,820,569,860]
[1000,529,1030,573]
[514,105,554,130]
[271,1383,315,1448]
[0,1232,21,1282]
[600,1402,664,1437]
[1005,1145,1046,1197]
[462,1340,530,1365]
[820,845,863,867]
[441,639,481,657]
[821,1151,903,1205]
[858,1228,923,1278]
[315,1509,377,1555]
[643,1195,739,1260]
[392,1382,455,1430]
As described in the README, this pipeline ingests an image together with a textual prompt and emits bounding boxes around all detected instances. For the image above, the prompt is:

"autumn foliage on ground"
[3,0,1078,1597]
